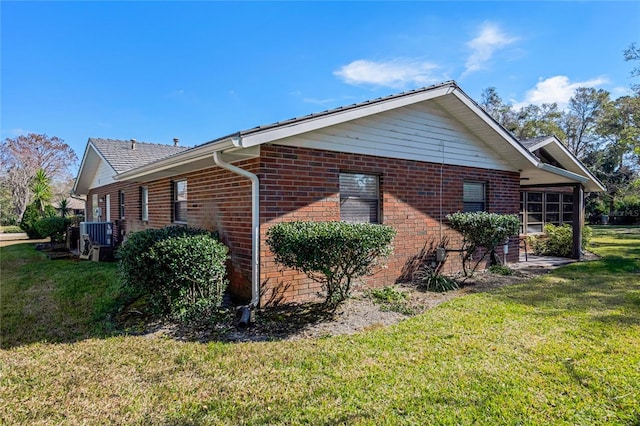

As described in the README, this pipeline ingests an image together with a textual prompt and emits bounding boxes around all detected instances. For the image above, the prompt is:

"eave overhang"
[115,138,260,183]
[73,141,117,195]
[525,136,606,192]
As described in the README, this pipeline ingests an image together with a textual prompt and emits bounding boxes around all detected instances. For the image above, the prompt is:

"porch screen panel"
[562,194,574,224]
[545,193,560,225]
[526,192,543,233]
[340,173,379,223]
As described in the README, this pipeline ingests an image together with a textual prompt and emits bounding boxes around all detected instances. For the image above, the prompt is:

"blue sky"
[2,1,639,167]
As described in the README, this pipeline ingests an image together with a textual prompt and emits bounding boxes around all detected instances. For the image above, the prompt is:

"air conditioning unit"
[79,222,114,246]
[91,245,114,262]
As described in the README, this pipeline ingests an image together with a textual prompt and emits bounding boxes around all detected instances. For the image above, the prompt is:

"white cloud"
[334,59,441,89]
[515,75,609,109]
[464,22,519,75]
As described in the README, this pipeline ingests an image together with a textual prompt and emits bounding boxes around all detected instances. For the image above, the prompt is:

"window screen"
[340,173,379,223]
[140,187,149,221]
[119,190,125,219]
[463,182,486,212]
[173,180,187,223]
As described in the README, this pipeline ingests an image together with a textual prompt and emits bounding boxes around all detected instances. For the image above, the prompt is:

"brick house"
[73,81,604,306]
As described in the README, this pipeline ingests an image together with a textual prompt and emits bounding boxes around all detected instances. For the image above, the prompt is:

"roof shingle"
[90,138,188,174]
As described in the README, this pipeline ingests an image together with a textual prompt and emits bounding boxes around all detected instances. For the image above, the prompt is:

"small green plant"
[413,265,459,292]
[367,286,415,315]
[488,264,514,275]
[369,286,408,303]
[266,221,396,306]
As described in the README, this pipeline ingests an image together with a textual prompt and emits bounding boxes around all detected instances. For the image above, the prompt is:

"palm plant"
[31,169,52,214]
[58,198,70,218]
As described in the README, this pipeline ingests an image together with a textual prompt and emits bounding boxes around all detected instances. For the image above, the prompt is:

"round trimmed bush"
[118,226,228,321]
[266,221,396,305]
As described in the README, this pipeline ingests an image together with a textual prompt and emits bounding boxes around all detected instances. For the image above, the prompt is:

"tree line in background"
[0,133,78,227]
[480,43,640,222]
[1,45,638,228]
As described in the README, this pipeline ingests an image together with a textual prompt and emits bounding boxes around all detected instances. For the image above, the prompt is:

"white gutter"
[537,162,590,183]
[212,150,260,318]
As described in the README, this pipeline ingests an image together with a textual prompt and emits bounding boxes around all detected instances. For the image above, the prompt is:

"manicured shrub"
[266,221,396,306]
[529,223,592,257]
[446,211,520,276]
[118,226,227,322]
[20,203,56,238]
[151,235,228,322]
[34,217,71,243]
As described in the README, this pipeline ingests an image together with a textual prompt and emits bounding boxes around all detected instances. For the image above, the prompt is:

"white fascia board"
[450,88,540,167]
[538,163,589,183]
[72,142,93,194]
[73,141,117,195]
[238,86,455,148]
[116,138,237,182]
[526,136,556,152]
[532,136,606,191]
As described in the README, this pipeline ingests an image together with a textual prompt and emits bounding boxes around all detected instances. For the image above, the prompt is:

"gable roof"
[79,81,604,194]
[89,138,188,173]
[522,135,605,192]
[117,81,546,182]
[73,138,187,194]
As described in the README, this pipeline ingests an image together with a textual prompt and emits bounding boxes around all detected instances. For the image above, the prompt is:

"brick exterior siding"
[87,144,520,306]
[258,144,520,305]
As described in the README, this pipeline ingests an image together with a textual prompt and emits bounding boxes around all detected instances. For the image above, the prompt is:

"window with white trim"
[140,186,149,221]
[339,172,380,223]
[463,181,486,212]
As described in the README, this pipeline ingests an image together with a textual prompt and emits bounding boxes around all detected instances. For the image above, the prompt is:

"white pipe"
[213,150,260,309]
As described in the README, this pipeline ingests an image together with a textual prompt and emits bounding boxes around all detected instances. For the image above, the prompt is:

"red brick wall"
[86,160,258,301]
[258,144,520,305]
[87,145,520,307]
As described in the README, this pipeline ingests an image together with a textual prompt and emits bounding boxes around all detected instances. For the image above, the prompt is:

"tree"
[561,87,610,160]
[513,103,564,141]
[58,198,70,218]
[0,134,77,221]
[31,169,52,214]
[480,87,518,133]
[480,87,564,140]
[624,42,640,95]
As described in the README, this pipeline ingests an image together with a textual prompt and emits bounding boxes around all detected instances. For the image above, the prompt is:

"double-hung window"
[118,190,125,219]
[140,186,149,221]
[339,172,380,223]
[173,180,187,223]
[463,181,486,212]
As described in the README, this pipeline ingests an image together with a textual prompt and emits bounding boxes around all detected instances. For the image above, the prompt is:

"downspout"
[212,149,260,328]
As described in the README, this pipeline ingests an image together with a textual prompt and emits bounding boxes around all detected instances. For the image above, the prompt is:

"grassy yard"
[1,228,639,424]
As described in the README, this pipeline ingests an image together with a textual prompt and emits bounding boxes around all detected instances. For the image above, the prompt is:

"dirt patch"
[133,265,557,343]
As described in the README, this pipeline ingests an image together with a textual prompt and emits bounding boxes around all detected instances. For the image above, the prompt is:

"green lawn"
[1,228,639,425]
